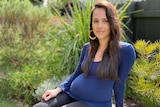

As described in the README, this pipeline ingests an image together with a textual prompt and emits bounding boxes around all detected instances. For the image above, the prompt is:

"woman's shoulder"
[119,41,133,47]
[80,42,90,53]
[83,42,90,47]
[119,41,134,50]
[83,42,90,49]
[119,41,135,54]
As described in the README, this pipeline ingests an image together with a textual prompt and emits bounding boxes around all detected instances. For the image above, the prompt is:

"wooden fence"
[130,0,160,42]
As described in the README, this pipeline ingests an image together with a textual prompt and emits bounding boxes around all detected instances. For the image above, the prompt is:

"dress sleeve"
[59,44,88,91]
[113,44,136,107]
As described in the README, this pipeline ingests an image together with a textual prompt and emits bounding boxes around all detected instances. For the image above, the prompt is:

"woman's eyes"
[93,20,108,23]
[105,20,109,22]
[93,20,98,23]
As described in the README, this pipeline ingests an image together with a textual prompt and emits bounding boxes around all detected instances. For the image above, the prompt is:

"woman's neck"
[93,39,109,62]
[98,39,109,51]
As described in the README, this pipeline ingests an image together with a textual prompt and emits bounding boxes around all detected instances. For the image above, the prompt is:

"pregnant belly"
[69,74,114,102]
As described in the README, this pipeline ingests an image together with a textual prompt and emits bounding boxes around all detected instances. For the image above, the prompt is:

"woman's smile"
[97,31,104,34]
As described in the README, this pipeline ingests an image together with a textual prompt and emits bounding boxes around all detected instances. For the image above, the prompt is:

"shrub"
[32,75,68,101]
[0,66,54,105]
[127,40,160,106]
[0,0,52,71]
[0,0,57,105]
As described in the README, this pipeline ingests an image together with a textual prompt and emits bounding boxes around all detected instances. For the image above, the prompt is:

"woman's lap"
[33,92,89,107]
[61,101,89,107]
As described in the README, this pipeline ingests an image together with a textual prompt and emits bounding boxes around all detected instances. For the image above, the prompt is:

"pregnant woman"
[33,0,136,107]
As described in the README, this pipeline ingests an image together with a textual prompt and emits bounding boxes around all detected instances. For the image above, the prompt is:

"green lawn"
[0,97,18,107]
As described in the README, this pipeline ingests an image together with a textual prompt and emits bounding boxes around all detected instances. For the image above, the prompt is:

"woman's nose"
[98,22,103,28]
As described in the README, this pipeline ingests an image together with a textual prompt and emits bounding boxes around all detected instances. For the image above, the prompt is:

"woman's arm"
[113,43,136,107]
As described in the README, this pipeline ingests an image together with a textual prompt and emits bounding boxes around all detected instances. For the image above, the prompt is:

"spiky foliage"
[128,40,160,106]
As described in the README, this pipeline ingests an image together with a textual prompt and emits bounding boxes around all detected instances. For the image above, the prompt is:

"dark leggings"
[33,92,89,107]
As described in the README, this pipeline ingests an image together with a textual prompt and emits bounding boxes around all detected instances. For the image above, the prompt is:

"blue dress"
[59,42,136,107]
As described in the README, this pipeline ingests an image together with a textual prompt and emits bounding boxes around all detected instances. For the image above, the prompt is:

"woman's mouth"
[97,31,104,34]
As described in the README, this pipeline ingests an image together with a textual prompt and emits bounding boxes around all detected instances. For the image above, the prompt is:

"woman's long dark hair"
[82,0,122,80]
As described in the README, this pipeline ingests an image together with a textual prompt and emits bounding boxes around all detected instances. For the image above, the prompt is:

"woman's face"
[92,8,111,41]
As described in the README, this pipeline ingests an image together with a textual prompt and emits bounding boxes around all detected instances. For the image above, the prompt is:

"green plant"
[48,0,70,9]
[0,66,53,104]
[33,75,68,101]
[115,0,143,42]
[127,40,160,106]
[0,0,59,105]
[0,0,52,71]
[47,0,92,75]
[115,0,133,41]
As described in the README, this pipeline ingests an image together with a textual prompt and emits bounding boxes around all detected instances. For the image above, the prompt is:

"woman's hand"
[42,87,62,101]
